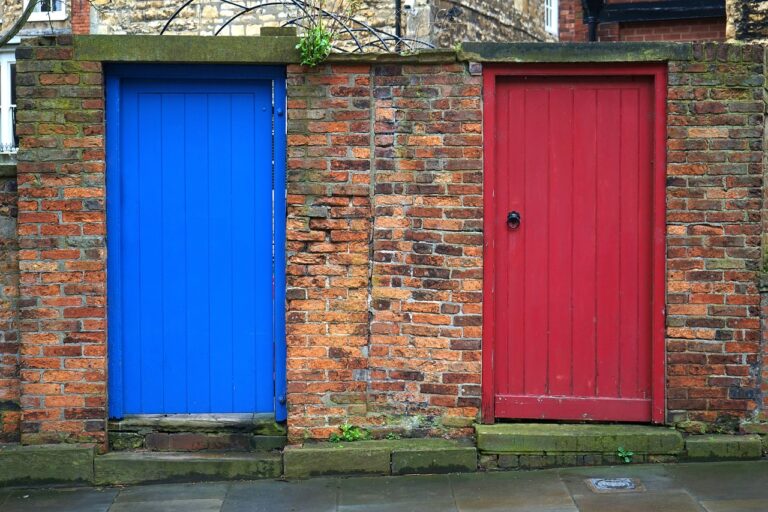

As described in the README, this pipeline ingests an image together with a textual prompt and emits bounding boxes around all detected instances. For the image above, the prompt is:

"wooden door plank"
[522,87,550,396]
[547,86,575,397]
[595,88,622,399]
[571,87,599,398]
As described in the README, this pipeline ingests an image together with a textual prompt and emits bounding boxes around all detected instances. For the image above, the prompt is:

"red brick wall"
[0,174,20,442]
[285,61,483,442]
[5,37,767,445]
[618,19,726,42]
[285,63,374,440]
[71,0,91,35]
[15,36,106,445]
[559,0,726,42]
[666,44,765,427]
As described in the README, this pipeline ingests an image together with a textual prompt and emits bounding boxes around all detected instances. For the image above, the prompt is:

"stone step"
[475,424,684,456]
[283,438,478,478]
[94,450,282,485]
[108,413,287,453]
[685,434,763,461]
[0,444,95,486]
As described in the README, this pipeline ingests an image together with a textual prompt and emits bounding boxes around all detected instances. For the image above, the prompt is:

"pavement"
[0,460,766,511]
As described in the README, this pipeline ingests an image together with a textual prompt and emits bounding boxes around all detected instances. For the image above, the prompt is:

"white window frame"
[0,50,17,154]
[545,0,559,36]
[25,0,68,22]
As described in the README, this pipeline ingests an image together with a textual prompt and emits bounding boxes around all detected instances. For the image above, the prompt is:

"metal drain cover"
[585,478,646,494]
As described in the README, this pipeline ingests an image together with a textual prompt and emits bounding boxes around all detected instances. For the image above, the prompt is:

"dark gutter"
[599,0,725,24]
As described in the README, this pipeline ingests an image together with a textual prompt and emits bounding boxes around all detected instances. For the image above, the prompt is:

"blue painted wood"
[273,77,288,422]
[107,66,287,417]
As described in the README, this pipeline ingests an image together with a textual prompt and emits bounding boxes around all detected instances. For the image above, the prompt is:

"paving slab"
[339,474,455,510]
[1,487,118,512]
[666,461,768,500]
[450,470,578,512]
[113,482,229,502]
[558,464,679,494]
[700,499,768,512]
[109,498,223,512]
[570,489,705,512]
[222,478,338,512]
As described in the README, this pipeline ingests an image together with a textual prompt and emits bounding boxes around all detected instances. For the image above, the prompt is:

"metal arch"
[160,0,434,52]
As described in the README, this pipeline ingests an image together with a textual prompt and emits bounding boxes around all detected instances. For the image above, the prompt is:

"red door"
[483,66,666,423]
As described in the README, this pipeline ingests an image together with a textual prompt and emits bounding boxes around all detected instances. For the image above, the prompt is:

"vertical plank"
[160,93,188,412]
[230,92,258,412]
[505,85,527,395]
[571,88,598,398]
[273,75,288,421]
[116,82,140,416]
[251,84,277,413]
[637,81,654,400]
[493,82,510,395]
[595,88,622,399]
[208,93,235,411]
[522,87,549,396]
[619,87,641,398]
[184,93,211,412]
[547,86,574,396]
[137,92,164,413]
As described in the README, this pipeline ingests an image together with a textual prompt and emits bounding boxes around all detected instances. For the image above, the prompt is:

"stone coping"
[70,35,724,65]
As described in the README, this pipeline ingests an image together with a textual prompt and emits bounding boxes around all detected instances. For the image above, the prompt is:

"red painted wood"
[651,67,668,424]
[481,70,497,423]
[495,395,652,422]
[483,64,666,423]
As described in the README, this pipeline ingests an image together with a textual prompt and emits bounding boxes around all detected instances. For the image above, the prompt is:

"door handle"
[507,211,521,229]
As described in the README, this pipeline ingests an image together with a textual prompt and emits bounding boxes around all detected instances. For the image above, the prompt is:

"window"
[27,0,67,22]
[0,51,17,154]
[545,0,559,36]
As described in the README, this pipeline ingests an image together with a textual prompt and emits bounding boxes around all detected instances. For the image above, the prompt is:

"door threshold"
[109,413,279,433]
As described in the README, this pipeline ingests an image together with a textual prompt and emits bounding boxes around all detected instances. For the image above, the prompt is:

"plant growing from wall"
[617,446,634,464]
[329,423,371,442]
[296,0,362,66]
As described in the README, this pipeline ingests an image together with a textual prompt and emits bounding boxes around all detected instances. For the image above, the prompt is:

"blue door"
[106,65,286,420]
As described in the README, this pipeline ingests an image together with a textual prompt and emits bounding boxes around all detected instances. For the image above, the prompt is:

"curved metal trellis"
[160,0,435,53]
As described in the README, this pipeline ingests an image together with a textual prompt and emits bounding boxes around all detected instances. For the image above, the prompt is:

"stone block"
[94,451,282,485]
[391,446,477,475]
[283,444,390,478]
[0,444,95,486]
[685,434,763,460]
[475,424,683,455]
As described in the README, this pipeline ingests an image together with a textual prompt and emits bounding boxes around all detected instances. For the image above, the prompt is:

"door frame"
[105,64,288,421]
[481,63,667,424]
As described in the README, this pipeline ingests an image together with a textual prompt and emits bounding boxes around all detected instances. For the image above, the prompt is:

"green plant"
[329,423,371,443]
[296,24,333,66]
[295,0,362,66]
[385,432,401,440]
[617,446,634,464]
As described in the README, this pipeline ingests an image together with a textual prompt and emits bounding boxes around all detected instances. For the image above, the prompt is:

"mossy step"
[685,434,763,461]
[0,444,95,486]
[283,439,477,478]
[94,451,282,485]
[475,424,683,455]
